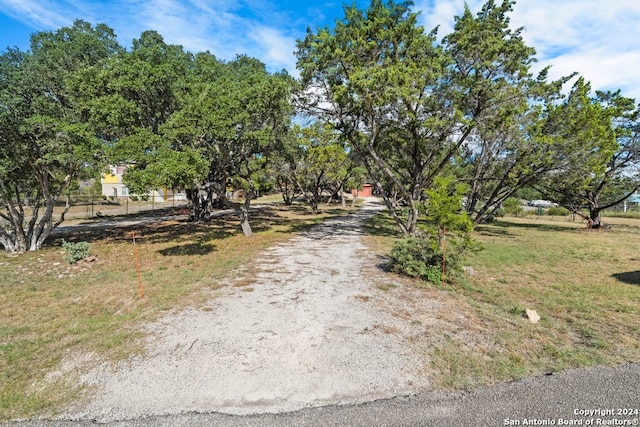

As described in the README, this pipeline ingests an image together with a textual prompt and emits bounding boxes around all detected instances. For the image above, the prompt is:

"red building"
[352,183,373,197]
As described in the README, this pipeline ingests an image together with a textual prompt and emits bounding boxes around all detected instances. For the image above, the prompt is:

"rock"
[525,308,540,324]
[462,266,476,276]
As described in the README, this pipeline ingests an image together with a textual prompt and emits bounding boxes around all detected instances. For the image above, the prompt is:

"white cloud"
[413,0,640,101]
[414,0,482,36]
[509,0,640,99]
[114,0,297,70]
[127,0,219,51]
[2,0,640,100]
[249,26,297,72]
[0,0,72,29]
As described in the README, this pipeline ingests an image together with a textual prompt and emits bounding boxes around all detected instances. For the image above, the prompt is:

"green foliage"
[539,78,640,226]
[390,236,440,282]
[425,265,443,286]
[493,208,506,218]
[3,1,638,253]
[389,229,479,284]
[503,197,525,216]
[0,20,121,252]
[278,123,360,213]
[424,176,474,235]
[61,240,91,264]
[390,176,480,284]
[296,0,548,236]
[546,206,570,216]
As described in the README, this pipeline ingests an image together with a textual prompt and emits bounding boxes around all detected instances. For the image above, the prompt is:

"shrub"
[389,230,480,284]
[492,208,506,218]
[546,206,570,216]
[130,195,139,201]
[503,197,524,216]
[390,236,439,280]
[389,176,482,284]
[425,265,443,285]
[61,239,91,264]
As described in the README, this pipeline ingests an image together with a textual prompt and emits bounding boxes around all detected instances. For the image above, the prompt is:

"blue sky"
[2,0,640,101]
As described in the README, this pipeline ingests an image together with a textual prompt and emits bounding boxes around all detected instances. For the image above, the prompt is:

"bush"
[492,208,506,218]
[425,265,443,285]
[503,197,524,216]
[545,206,570,216]
[389,230,479,284]
[390,236,440,281]
[61,239,91,264]
[130,195,139,201]
[389,176,482,284]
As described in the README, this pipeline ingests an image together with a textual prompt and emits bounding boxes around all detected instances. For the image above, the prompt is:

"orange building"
[352,183,373,198]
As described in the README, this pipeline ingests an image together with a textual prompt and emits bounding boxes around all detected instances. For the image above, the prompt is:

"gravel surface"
[54,198,431,423]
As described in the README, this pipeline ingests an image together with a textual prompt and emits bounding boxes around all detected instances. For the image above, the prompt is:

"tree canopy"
[1,0,639,253]
[295,0,572,234]
[0,20,121,252]
[538,78,640,226]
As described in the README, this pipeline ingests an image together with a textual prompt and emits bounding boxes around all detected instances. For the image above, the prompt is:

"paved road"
[6,362,639,426]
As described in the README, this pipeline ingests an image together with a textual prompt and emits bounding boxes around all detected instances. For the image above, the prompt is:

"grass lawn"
[0,199,354,420]
[363,212,640,389]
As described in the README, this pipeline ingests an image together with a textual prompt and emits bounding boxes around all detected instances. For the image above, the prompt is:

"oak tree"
[0,21,120,252]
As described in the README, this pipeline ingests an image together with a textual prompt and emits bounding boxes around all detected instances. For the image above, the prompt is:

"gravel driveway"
[54,198,431,423]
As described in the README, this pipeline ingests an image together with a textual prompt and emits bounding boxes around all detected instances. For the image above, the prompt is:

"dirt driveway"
[58,198,434,423]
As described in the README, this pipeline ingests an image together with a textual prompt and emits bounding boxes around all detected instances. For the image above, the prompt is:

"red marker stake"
[132,231,144,298]
[441,227,446,285]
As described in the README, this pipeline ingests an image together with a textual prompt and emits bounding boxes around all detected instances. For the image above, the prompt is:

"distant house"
[101,164,128,199]
[100,164,186,202]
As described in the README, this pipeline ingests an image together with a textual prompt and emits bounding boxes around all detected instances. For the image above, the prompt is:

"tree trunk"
[237,206,253,237]
[277,178,296,205]
[0,198,60,252]
[406,202,419,236]
[310,197,319,214]
[227,188,253,237]
[589,206,603,228]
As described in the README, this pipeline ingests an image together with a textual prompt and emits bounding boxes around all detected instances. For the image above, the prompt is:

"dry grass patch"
[0,201,353,421]
[362,212,640,390]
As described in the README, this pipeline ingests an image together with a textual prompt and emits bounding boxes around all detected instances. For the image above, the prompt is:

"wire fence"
[1,192,189,224]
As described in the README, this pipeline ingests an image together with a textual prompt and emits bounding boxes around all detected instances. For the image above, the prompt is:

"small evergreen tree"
[390,176,479,284]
